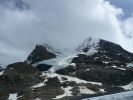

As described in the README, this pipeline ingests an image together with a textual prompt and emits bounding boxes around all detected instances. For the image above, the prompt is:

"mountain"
[76,37,133,66]
[26,44,57,64]
[0,37,133,100]
[57,37,133,85]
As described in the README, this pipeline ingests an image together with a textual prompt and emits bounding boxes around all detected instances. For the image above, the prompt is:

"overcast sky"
[0,0,133,66]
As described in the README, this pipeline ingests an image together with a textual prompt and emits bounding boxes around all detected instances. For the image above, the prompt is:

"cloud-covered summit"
[0,0,133,66]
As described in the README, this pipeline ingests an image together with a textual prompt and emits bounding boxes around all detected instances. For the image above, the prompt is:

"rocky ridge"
[0,37,133,100]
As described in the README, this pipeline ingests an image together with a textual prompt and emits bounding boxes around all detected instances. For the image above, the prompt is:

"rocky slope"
[57,38,133,85]
[0,37,133,100]
[26,44,57,64]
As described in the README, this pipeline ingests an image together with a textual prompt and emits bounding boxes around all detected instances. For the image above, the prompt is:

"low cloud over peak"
[0,0,133,65]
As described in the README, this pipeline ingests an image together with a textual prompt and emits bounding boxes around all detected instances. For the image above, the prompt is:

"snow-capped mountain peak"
[26,44,57,64]
[76,37,100,55]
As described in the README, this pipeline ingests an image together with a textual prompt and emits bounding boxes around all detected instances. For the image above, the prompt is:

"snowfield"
[0,70,4,75]
[83,91,133,100]
[8,93,17,100]
[78,86,95,95]
[120,81,133,90]
[127,63,133,67]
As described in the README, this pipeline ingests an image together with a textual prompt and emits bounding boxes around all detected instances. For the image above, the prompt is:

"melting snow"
[32,83,44,88]
[86,69,90,71]
[127,63,133,67]
[117,68,126,70]
[0,70,4,75]
[78,86,95,95]
[102,61,109,64]
[120,82,133,90]
[35,98,41,100]
[53,86,73,99]
[69,63,76,66]
[76,37,100,56]
[8,93,17,100]
[111,66,126,70]
[99,89,105,93]
[111,65,117,68]
[42,72,102,85]
[31,79,48,88]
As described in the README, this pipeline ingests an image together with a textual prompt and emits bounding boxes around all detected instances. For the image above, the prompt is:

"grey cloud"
[0,0,133,66]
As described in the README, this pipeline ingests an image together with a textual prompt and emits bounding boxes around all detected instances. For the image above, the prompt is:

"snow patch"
[32,83,44,88]
[0,70,4,75]
[70,63,76,66]
[111,66,126,70]
[31,79,48,88]
[117,68,126,70]
[42,72,102,85]
[35,98,41,100]
[78,86,95,95]
[10,68,14,70]
[102,61,109,64]
[8,93,17,100]
[120,82,133,90]
[53,86,73,99]
[111,65,117,68]
[127,63,133,67]
[86,69,90,71]
[99,89,105,93]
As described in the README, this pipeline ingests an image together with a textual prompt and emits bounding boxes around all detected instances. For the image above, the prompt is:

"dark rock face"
[1,38,133,100]
[0,62,42,94]
[26,45,56,64]
[18,77,64,100]
[56,65,77,75]
[75,39,133,66]
[36,64,52,71]
[97,40,133,65]
[4,62,41,75]
[57,63,133,85]
[57,39,133,86]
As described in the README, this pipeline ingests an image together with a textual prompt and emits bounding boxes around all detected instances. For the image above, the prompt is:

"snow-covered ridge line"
[0,70,4,75]
[76,37,100,56]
